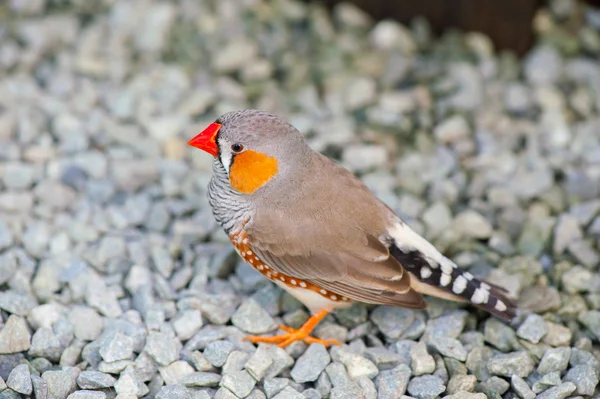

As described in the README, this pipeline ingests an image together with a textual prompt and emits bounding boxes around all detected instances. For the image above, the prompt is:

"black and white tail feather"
[386,221,517,322]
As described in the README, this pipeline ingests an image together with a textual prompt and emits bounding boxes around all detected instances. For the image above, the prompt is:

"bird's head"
[188,110,310,195]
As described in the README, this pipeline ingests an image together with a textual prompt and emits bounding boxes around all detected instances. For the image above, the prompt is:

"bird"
[188,109,517,348]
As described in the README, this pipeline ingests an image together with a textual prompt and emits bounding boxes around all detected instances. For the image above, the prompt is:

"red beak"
[188,122,222,157]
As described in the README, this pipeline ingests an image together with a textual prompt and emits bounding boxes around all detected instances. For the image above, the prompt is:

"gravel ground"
[1,0,600,398]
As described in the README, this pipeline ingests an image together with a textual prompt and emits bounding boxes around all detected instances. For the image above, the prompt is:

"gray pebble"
[331,346,378,380]
[370,306,415,340]
[203,340,235,368]
[29,327,62,362]
[0,315,31,354]
[431,337,467,362]
[563,364,599,396]
[516,314,548,344]
[76,371,116,389]
[484,318,516,352]
[42,368,80,399]
[290,344,330,383]
[220,370,256,398]
[264,378,293,398]
[363,346,403,369]
[446,374,476,394]
[511,375,535,399]
[0,291,37,317]
[407,375,446,399]
[329,383,362,399]
[68,306,104,341]
[477,376,510,396]
[99,332,134,362]
[535,382,577,399]
[222,350,250,375]
[374,364,411,398]
[145,331,182,367]
[325,362,351,388]
[245,344,273,381]
[155,384,192,399]
[532,371,562,393]
[264,346,295,379]
[180,372,221,387]
[272,387,304,399]
[66,391,107,399]
[31,374,48,399]
[487,351,535,378]
[231,298,277,334]
[6,364,32,395]
[410,341,435,376]
[537,347,571,375]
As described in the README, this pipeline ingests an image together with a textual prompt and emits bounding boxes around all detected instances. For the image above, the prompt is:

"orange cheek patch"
[229,150,278,194]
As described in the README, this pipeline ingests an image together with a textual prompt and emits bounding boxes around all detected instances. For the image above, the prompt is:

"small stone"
[29,327,62,362]
[67,391,107,399]
[487,351,535,378]
[173,310,203,341]
[407,375,446,399]
[431,337,467,362]
[329,383,362,399]
[453,210,493,239]
[222,351,250,375]
[68,306,103,341]
[477,376,510,396]
[511,375,535,399]
[220,370,256,398]
[375,364,411,399]
[524,45,562,86]
[517,314,548,344]
[535,382,576,399]
[159,360,195,385]
[532,371,562,393]
[325,362,351,388]
[370,306,415,340]
[444,394,486,399]
[264,346,294,379]
[245,344,273,381]
[363,346,402,369]
[553,215,583,254]
[231,299,277,335]
[446,374,476,394]
[410,341,435,376]
[484,318,516,352]
[114,367,148,397]
[100,332,134,363]
[0,315,31,354]
[77,371,116,389]
[290,344,330,383]
[145,331,182,367]
[542,322,572,347]
[0,291,37,317]
[203,340,234,368]
[563,365,599,396]
[537,347,571,375]
[180,372,221,387]
[272,387,304,399]
[31,375,48,399]
[98,359,132,374]
[42,368,80,399]
[6,364,32,395]
[434,115,470,144]
[155,384,192,399]
[264,377,292,398]
[331,347,378,380]
[578,310,600,339]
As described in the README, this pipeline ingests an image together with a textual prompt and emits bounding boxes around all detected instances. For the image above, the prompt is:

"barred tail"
[387,222,517,322]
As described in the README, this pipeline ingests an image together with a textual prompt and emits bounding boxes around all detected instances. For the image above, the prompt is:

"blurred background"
[0,0,600,398]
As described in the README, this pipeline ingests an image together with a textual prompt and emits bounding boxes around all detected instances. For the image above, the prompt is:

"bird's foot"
[243,309,341,348]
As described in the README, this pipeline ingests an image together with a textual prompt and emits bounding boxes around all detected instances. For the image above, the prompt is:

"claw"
[243,309,341,348]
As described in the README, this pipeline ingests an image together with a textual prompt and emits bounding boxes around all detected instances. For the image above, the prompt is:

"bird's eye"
[231,143,244,153]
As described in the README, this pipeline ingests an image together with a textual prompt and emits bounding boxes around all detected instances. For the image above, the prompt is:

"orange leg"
[244,309,342,348]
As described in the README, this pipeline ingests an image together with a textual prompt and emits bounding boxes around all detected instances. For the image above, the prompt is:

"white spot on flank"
[249,259,254,264]
[342,297,349,301]
[257,265,263,270]
[246,251,253,255]
[280,277,285,281]
[464,272,474,280]
[330,295,337,300]
[440,273,452,286]
[291,279,297,285]
[495,300,507,312]
[471,287,489,304]
[299,282,307,288]
[420,267,432,279]
[242,238,249,244]
[320,289,327,294]
[453,275,468,294]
